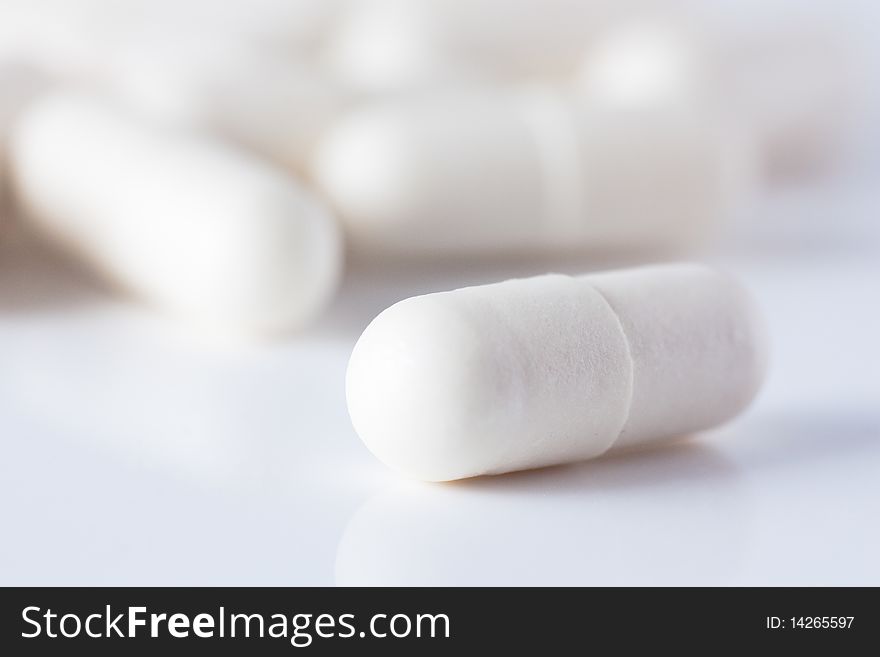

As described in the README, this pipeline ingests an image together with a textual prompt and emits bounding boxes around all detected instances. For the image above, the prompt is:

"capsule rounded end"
[346,294,498,481]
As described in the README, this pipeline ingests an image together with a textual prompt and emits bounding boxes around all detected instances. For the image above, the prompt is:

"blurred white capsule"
[0,0,344,81]
[322,0,483,94]
[312,87,753,257]
[10,93,342,336]
[322,0,626,94]
[107,36,349,173]
[0,0,116,83]
[0,62,50,221]
[577,21,704,110]
[577,17,856,182]
[161,0,346,55]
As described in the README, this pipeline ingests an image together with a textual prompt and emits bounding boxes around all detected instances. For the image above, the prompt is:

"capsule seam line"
[588,282,635,455]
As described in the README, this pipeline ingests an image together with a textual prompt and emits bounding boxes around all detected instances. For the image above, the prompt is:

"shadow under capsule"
[0,219,112,314]
[335,441,752,586]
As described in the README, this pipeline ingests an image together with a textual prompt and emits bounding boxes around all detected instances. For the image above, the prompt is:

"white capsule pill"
[10,93,342,335]
[347,263,767,481]
[313,89,751,257]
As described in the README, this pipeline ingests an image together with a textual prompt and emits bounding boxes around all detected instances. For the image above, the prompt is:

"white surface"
[0,176,878,586]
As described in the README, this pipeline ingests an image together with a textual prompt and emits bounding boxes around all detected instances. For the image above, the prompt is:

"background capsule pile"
[0,0,875,339]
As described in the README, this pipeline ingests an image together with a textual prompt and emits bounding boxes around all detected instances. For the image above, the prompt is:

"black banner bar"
[0,587,874,654]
